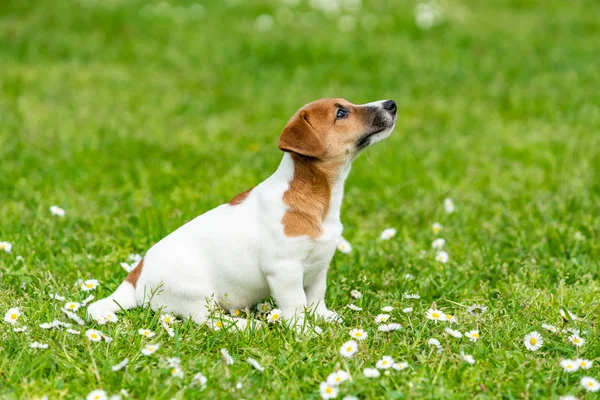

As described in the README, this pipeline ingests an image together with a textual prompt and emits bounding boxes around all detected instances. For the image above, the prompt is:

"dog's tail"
[87,260,143,320]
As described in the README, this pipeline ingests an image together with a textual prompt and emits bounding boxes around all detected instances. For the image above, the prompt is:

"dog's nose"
[382,100,396,114]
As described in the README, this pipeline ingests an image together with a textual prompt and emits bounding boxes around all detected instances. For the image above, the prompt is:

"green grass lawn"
[1,0,600,398]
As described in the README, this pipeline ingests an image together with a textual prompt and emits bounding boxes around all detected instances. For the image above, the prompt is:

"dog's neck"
[273,153,351,239]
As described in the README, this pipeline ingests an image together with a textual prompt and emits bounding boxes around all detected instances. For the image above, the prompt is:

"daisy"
[347,304,362,311]
[350,290,362,299]
[577,359,593,370]
[404,273,415,280]
[363,368,380,378]
[4,307,21,324]
[467,304,487,316]
[141,344,160,355]
[193,373,208,389]
[49,293,66,301]
[432,238,445,249]
[13,326,28,333]
[49,205,66,217]
[435,251,449,263]
[403,293,420,299]
[378,323,401,332]
[166,357,181,367]
[66,328,80,335]
[339,340,358,358]
[462,354,475,365]
[160,314,175,324]
[247,358,264,372]
[380,228,396,240]
[120,262,134,273]
[64,302,80,312]
[560,359,579,372]
[0,241,12,253]
[327,370,349,386]
[374,314,390,324]
[267,309,282,323]
[220,348,234,365]
[81,279,99,291]
[445,313,457,323]
[443,198,455,213]
[208,319,226,331]
[392,361,409,371]
[102,312,118,323]
[381,306,394,312]
[161,320,175,337]
[542,323,558,333]
[523,331,543,351]
[426,309,447,322]
[229,308,242,317]
[86,329,103,342]
[376,356,394,369]
[319,382,339,399]
[444,328,462,338]
[111,358,129,372]
[257,302,272,313]
[403,307,413,313]
[86,390,107,400]
[569,334,585,347]
[581,377,600,392]
[101,333,113,343]
[432,222,442,235]
[349,328,368,341]
[428,338,441,348]
[30,342,49,349]
[40,321,59,329]
[337,238,352,254]
[138,328,155,338]
[558,396,577,400]
[560,309,578,322]
[94,316,106,325]
[464,330,480,342]
[171,366,184,378]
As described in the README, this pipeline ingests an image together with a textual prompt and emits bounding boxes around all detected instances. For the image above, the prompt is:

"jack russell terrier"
[88,98,397,327]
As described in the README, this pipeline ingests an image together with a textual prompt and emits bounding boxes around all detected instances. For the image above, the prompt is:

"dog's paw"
[319,309,344,324]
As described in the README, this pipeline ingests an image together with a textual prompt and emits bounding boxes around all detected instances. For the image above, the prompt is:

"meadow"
[1,0,599,398]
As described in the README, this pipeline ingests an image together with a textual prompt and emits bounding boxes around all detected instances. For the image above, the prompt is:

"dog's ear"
[278,110,326,158]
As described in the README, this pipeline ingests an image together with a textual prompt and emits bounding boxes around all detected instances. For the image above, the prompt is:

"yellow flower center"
[589,382,594,387]
[382,361,388,365]
[346,347,352,352]
[581,362,587,366]
[172,369,177,374]
[272,314,279,319]
[234,309,240,316]
[567,365,573,369]
[335,377,341,382]
[574,337,580,343]
[94,396,100,400]
[91,334,98,339]
[87,284,93,288]
[216,321,223,328]
[70,304,75,309]
[432,312,440,319]
[11,314,17,320]
[473,333,480,338]
[325,387,332,394]
[530,338,536,345]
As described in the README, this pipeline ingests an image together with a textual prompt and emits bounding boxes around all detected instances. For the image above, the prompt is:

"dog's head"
[278,98,397,160]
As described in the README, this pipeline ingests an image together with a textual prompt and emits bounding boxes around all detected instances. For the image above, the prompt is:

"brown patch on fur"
[125,258,144,288]
[229,187,253,205]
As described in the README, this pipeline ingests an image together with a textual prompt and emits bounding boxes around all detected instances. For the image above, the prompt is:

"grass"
[1,0,600,398]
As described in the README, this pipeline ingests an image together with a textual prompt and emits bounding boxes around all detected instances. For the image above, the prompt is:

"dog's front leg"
[305,268,342,323]
[266,263,307,321]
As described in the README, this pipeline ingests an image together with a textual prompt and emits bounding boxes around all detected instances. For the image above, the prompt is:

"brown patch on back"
[125,258,144,288]
[229,187,253,205]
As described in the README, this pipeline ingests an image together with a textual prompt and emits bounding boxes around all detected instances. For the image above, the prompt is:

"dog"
[87,98,397,327]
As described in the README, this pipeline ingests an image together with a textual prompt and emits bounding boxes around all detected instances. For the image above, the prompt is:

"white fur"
[87,100,395,325]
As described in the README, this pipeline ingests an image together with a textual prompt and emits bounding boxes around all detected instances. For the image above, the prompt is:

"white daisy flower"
[220,348,234,365]
[171,366,184,378]
[62,308,85,325]
[348,328,368,341]
[160,314,175,324]
[337,238,352,254]
[467,304,487,316]
[404,273,415,280]
[378,323,402,332]
[415,1,442,30]
[319,381,339,399]
[462,354,475,365]
[66,328,80,335]
[111,358,129,372]
[94,316,106,325]
[81,295,95,306]
[581,377,600,392]
[81,279,99,291]
[120,262,134,273]
[0,241,12,253]
[49,205,66,217]
[229,308,242,318]
[566,327,582,335]
[347,304,362,311]
[49,293,66,301]
[247,358,264,372]
[350,290,362,299]
[13,326,28,333]
[435,251,449,263]
[161,320,174,337]
[138,328,155,338]
[374,314,390,324]
[432,222,442,235]
[380,228,396,240]
[192,373,208,389]
[39,321,58,330]
[560,359,579,372]
[376,356,394,369]
[445,313,457,323]
[560,309,579,322]
[523,331,543,351]
[403,293,420,299]
[208,319,226,331]
[64,302,80,312]
[267,309,282,324]
[569,334,585,347]
[381,306,394,312]
[363,368,380,378]
[86,389,107,400]
[30,342,49,349]
[86,329,103,342]
[466,330,481,342]
[166,357,180,367]
[426,309,447,322]
[327,370,349,386]
[428,338,441,348]
[392,361,409,371]
[4,307,21,324]
[339,340,358,358]
[141,343,160,356]
[577,359,593,370]
[403,307,413,313]
[15,255,24,262]
[444,328,462,338]
[432,238,445,249]
[257,302,272,313]
[558,396,577,400]
[541,323,558,333]
[443,198,455,213]
[342,397,358,400]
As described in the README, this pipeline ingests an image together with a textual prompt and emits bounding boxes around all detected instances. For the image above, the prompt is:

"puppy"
[88,98,397,326]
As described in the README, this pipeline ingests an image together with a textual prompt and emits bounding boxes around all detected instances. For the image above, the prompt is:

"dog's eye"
[336,108,349,119]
